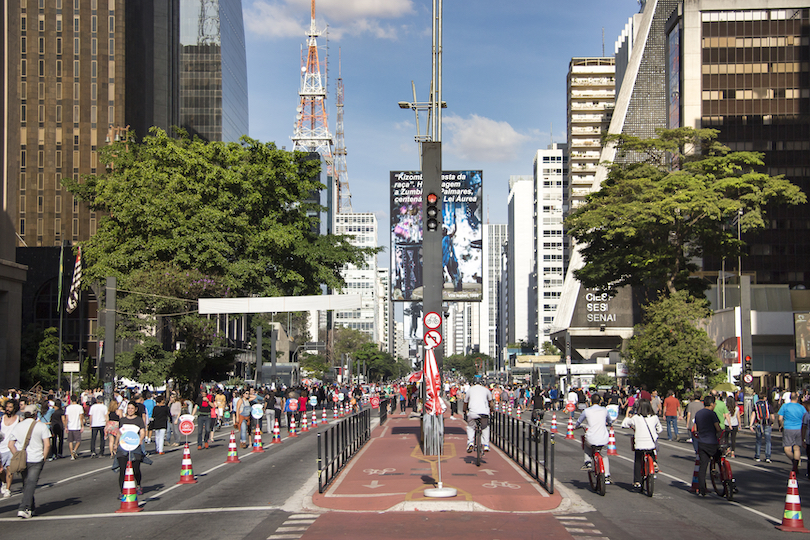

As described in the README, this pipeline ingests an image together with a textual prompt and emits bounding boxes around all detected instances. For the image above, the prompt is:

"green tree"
[28,327,71,389]
[624,291,721,393]
[541,342,562,357]
[116,336,175,388]
[353,342,403,382]
[333,326,371,361]
[64,128,375,395]
[566,128,806,297]
[592,373,616,388]
[300,353,330,380]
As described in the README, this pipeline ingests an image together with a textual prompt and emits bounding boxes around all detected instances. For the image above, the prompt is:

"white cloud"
[244,0,415,40]
[443,114,531,163]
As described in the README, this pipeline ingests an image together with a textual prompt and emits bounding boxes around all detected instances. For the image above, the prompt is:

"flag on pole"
[423,348,446,415]
[57,242,65,313]
[407,371,423,383]
[66,246,82,313]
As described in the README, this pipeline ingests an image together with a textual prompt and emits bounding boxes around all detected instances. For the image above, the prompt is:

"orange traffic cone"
[225,431,240,463]
[607,426,619,456]
[322,408,328,425]
[289,416,298,437]
[116,461,142,513]
[776,471,810,533]
[565,416,575,440]
[550,414,558,434]
[271,418,282,444]
[177,443,197,484]
[300,414,309,432]
[251,426,265,453]
[688,458,700,493]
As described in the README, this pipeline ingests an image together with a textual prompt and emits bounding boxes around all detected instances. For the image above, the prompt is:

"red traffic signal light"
[425,192,440,231]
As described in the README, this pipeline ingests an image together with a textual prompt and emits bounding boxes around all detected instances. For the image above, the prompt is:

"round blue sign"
[119,424,141,452]
[309,395,317,406]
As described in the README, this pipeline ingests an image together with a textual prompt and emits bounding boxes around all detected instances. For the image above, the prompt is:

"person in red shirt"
[663,390,682,441]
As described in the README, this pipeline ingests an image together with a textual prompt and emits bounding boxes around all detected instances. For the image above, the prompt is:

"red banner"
[423,348,445,415]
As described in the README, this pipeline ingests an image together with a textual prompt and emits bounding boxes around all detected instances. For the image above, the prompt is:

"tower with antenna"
[291,1,335,198]
[333,51,352,212]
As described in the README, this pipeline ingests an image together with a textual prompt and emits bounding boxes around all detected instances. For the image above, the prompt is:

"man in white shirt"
[64,396,84,460]
[1,399,20,498]
[8,404,51,518]
[88,397,108,457]
[463,383,493,453]
[575,394,612,485]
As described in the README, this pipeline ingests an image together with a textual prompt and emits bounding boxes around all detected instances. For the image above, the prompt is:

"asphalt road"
[1,413,806,540]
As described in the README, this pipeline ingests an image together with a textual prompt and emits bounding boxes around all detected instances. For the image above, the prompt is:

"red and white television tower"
[333,50,352,213]
[291,1,336,195]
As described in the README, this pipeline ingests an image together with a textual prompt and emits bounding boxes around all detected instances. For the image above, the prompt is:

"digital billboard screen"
[390,170,482,302]
[795,312,810,359]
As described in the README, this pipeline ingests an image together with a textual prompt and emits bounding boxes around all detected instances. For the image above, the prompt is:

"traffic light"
[744,355,752,375]
[425,192,440,232]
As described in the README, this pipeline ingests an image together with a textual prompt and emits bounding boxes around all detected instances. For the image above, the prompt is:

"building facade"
[334,212,379,341]
[567,58,615,212]
[534,145,568,348]
[481,223,507,361]
[179,0,248,142]
[507,175,534,347]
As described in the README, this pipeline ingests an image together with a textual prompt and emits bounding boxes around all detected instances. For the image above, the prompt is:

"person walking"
[778,391,806,473]
[685,392,704,453]
[0,399,19,498]
[64,395,84,460]
[662,390,681,441]
[168,394,182,446]
[151,396,170,455]
[105,401,120,457]
[575,394,613,485]
[621,399,662,489]
[693,395,723,497]
[236,391,252,448]
[8,404,51,518]
[724,394,739,458]
[88,397,108,458]
[751,391,773,463]
[193,391,213,450]
[48,399,64,461]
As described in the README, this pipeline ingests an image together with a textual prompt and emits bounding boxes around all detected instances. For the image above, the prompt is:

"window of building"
[21,104,26,123]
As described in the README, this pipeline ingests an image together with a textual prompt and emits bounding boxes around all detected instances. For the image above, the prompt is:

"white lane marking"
[0,505,279,522]
[557,436,782,524]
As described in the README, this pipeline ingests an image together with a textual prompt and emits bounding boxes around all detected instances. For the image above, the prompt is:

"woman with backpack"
[236,391,252,448]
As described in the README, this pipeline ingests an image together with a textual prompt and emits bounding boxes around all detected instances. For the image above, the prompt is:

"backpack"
[240,399,252,417]
[754,400,771,426]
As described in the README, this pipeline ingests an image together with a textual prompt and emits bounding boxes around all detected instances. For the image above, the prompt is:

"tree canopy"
[624,291,722,394]
[566,128,806,297]
[64,128,376,394]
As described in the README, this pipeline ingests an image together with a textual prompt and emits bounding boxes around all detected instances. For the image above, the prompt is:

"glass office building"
[179,0,248,142]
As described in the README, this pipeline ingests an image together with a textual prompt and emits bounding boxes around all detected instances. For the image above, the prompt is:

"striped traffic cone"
[339,403,345,417]
[508,403,512,416]
[688,458,700,493]
[550,414,558,434]
[116,461,142,513]
[776,471,810,532]
[607,426,619,456]
[322,408,328,425]
[494,401,499,412]
[271,418,282,444]
[333,406,338,420]
[251,426,265,453]
[289,416,298,437]
[565,416,575,440]
[312,410,318,428]
[225,431,240,463]
[301,413,309,432]
[177,443,197,484]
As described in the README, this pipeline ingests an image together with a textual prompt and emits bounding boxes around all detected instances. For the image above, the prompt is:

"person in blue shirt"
[778,392,806,473]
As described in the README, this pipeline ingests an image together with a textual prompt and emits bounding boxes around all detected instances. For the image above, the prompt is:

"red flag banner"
[407,371,423,383]
[423,348,445,415]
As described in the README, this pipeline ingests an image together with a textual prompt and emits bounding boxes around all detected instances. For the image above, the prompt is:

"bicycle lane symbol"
[482,480,520,489]
[364,468,396,476]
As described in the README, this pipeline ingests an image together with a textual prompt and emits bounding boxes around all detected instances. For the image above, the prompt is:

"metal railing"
[491,411,555,494]
[317,407,372,493]
[379,398,390,425]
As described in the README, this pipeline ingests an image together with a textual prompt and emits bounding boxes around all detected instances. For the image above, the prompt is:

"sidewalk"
[311,412,563,513]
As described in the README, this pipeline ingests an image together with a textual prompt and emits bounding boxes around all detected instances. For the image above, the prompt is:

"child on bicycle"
[575,394,613,485]
[621,398,662,489]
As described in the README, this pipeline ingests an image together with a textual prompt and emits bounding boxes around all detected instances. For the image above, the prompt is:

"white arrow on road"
[364,480,385,489]
[480,469,497,476]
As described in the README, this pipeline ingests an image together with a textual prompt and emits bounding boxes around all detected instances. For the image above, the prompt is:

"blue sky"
[243,0,642,266]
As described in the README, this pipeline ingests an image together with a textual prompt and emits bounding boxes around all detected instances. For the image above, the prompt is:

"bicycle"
[638,448,656,497]
[709,431,736,500]
[581,435,607,496]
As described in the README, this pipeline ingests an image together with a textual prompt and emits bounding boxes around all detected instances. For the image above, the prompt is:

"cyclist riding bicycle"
[575,394,613,485]
[530,385,545,425]
[621,398,662,489]
[464,382,493,453]
[693,395,723,497]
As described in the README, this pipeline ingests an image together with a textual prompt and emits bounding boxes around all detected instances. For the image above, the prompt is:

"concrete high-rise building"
[671,1,810,286]
[446,302,480,357]
[481,223,507,361]
[507,176,534,347]
[179,0,248,142]
[567,58,615,212]
[376,267,391,352]
[334,213,378,341]
[534,145,568,347]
